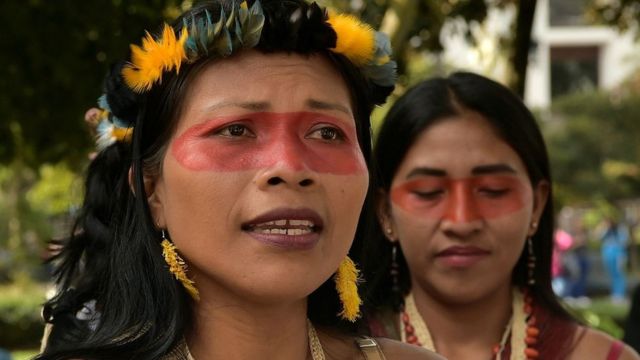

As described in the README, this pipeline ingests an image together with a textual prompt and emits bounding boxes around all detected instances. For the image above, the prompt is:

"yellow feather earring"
[160,230,200,301]
[334,256,362,322]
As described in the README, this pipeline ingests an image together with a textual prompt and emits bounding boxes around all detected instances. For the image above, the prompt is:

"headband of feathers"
[90,0,396,150]
[122,0,396,93]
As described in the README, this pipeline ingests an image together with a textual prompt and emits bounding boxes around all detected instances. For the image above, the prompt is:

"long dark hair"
[38,1,392,359]
[360,72,578,355]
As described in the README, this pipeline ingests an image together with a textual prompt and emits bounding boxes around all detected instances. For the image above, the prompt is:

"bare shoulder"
[570,326,640,360]
[375,337,445,360]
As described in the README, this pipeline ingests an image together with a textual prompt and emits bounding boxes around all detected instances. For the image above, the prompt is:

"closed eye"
[412,189,444,200]
[478,188,510,198]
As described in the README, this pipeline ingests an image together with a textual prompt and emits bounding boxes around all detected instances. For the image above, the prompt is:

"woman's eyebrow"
[305,98,352,116]
[202,99,352,116]
[204,101,270,112]
[471,164,517,175]
[406,167,447,179]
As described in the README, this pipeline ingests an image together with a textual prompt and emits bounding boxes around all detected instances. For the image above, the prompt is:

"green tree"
[0,0,188,281]
[0,0,187,167]
[541,85,640,206]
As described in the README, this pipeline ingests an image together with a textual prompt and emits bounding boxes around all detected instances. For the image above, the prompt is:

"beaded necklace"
[399,288,539,359]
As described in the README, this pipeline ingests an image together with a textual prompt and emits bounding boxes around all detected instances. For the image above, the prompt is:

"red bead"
[527,316,537,325]
[525,347,539,358]
[407,335,418,344]
[525,336,538,345]
[524,304,532,314]
[526,326,540,337]
[401,312,410,323]
[492,344,501,354]
[404,324,415,334]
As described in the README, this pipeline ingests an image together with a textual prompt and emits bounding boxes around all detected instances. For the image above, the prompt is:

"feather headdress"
[122,0,264,94]
[122,24,188,92]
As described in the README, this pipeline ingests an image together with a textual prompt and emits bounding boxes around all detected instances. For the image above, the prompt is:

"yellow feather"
[334,256,362,322]
[161,239,200,301]
[122,24,188,93]
[111,127,133,143]
[327,13,375,66]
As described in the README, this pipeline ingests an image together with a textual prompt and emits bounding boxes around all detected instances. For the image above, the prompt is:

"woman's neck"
[187,291,311,360]
[411,283,513,360]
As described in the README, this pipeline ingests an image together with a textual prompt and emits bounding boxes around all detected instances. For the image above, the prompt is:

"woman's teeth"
[248,219,316,235]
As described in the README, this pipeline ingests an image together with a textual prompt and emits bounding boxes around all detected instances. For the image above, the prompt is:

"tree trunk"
[379,0,419,74]
[509,0,537,98]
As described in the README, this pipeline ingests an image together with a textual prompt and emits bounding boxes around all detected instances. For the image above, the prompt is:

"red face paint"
[390,175,531,221]
[171,112,366,175]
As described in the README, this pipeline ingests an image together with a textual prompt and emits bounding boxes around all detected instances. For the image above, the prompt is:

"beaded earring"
[527,222,538,286]
[389,241,402,298]
[160,230,200,300]
[527,236,536,286]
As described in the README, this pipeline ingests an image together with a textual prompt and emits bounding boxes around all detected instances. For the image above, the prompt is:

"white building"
[441,0,639,109]
[525,0,639,108]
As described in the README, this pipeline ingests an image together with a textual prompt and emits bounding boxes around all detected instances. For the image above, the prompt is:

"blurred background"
[1,0,639,358]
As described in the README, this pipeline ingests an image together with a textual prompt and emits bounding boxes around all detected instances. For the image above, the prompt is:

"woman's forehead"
[398,114,529,178]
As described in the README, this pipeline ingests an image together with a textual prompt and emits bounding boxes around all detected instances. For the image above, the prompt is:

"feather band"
[122,0,264,94]
[327,12,396,88]
[327,13,375,66]
[122,24,188,92]
[120,0,395,95]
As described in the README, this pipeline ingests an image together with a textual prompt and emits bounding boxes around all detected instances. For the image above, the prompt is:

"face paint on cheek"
[390,175,531,221]
[170,112,367,175]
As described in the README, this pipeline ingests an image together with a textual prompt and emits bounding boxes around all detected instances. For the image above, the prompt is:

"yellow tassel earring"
[160,230,200,301]
[334,256,362,322]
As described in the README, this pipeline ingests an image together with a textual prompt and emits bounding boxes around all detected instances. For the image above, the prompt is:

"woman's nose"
[440,181,482,236]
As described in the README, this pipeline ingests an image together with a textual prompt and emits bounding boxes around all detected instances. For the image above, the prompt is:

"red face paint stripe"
[171,111,366,175]
[390,175,531,221]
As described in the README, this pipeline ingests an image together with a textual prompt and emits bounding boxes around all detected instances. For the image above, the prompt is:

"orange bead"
[525,336,538,345]
[492,344,501,354]
[525,347,539,358]
[407,335,418,344]
[526,326,540,337]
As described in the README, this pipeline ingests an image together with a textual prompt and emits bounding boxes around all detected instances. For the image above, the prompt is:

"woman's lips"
[435,246,490,268]
[241,208,324,250]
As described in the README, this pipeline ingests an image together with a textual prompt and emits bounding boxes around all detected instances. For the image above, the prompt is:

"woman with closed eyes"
[360,72,640,360]
[36,1,442,359]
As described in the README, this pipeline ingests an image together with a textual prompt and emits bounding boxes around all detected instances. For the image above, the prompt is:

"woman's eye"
[478,188,509,198]
[308,126,346,142]
[412,190,444,200]
[216,124,254,138]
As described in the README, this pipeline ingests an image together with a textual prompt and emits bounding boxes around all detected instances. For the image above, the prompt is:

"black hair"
[360,71,574,324]
[38,1,393,359]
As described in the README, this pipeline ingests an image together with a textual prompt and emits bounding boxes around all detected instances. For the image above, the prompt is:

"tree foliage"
[0,0,185,168]
[542,83,640,207]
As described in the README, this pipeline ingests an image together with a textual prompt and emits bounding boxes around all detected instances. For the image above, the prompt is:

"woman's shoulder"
[318,329,442,360]
[570,326,640,360]
[374,337,444,360]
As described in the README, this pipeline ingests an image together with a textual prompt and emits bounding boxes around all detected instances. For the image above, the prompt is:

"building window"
[550,45,599,98]
[549,0,588,27]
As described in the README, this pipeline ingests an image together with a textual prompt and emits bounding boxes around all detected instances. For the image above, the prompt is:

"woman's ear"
[529,180,549,236]
[128,167,166,229]
[376,189,397,242]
